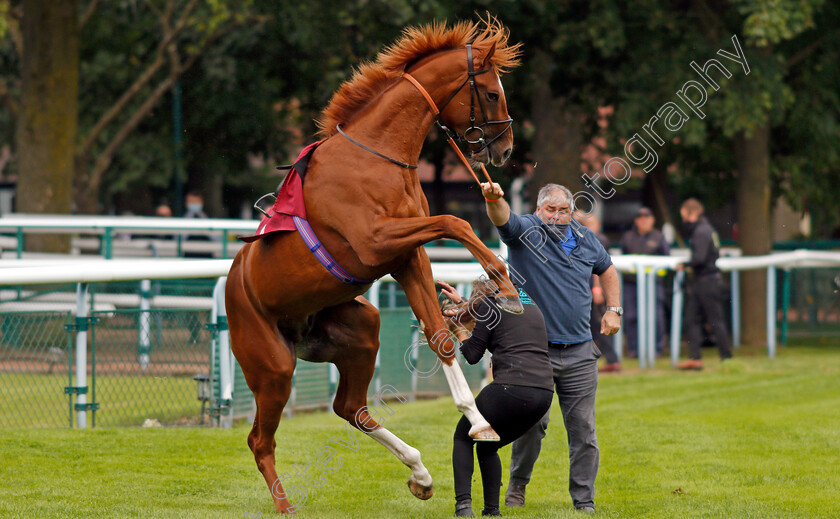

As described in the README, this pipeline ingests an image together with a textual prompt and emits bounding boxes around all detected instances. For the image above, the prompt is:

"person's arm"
[481,182,510,227]
[459,309,493,365]
[598,265,622,335]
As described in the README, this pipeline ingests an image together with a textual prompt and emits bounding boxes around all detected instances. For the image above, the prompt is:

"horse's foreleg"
[359,215,521,313]
[392,249,500,442]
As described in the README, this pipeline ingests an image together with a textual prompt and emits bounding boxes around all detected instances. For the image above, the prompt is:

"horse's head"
[437,41,517,167]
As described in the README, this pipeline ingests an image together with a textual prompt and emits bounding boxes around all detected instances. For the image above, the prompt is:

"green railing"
[0,281,489,429]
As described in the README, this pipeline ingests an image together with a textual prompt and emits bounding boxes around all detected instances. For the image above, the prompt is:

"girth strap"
[293,216,374,285]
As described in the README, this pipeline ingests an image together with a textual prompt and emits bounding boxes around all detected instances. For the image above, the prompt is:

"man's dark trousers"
[685,273,732,360]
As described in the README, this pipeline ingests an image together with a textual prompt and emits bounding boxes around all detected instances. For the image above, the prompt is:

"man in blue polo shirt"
[481,181,622,513]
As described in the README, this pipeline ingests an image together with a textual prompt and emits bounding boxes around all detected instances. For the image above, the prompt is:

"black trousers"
[685,274,732,360]
[453,383,553,511]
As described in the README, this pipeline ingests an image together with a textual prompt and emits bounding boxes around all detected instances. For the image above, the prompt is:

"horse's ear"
[480,41,496,69]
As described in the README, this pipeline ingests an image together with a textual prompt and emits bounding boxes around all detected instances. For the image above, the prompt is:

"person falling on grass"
[438,279,554,518]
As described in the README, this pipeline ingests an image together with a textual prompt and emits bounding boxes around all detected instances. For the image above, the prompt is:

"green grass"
[1,343,839,518]
[0,372,200,427]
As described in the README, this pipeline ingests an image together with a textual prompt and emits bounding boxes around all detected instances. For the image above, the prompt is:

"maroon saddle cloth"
[239,141,320,243]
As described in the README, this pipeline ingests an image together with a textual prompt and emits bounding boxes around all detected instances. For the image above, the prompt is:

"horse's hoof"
[469,426,500,442]
[408,475,434,500]
[495,295,523,315]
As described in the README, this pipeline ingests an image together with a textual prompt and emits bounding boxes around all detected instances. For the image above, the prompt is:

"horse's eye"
[486,92,499,102]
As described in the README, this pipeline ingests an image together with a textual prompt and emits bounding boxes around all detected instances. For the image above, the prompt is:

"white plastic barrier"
[0,213,503,261]
[1,245,838,426]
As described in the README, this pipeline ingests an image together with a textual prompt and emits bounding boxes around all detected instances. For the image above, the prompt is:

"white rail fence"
[0,213,499,261]
[2,224,839,426]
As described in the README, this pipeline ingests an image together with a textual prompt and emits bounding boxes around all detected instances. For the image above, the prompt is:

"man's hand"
[601,311,621,335]
[481,182,504,201]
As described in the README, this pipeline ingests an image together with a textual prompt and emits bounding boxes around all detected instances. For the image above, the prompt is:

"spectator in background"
[153,202,174,242]
[182,191,213,259]
[676,198,732,370]
[155,203,173,218]
[620,207,670,358]
[184,191,208,219]
[580,216,621,373]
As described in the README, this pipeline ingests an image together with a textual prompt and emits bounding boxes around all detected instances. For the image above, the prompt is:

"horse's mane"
[316,16,521,138]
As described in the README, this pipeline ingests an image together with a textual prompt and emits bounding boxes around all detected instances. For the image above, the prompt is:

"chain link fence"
[0,309,74,428]
[779,267,840,342]
[0,280,488,429]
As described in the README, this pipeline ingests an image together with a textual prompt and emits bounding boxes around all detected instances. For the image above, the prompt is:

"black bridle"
[337,44,513,168]
[435,44,513,155]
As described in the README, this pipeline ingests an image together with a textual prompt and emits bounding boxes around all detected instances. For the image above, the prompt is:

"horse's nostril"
[502,148,512,162]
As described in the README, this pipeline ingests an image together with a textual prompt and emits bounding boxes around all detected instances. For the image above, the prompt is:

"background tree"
[14,0,78,252]
[74,0,264,214]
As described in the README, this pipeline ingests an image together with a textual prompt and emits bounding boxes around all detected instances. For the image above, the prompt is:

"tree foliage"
[0,0,838,236]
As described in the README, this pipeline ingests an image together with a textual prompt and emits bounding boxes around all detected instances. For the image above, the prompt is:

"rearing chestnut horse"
[226,18,522,513]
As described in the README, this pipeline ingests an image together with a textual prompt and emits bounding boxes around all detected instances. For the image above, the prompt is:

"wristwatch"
[606,306,624,316]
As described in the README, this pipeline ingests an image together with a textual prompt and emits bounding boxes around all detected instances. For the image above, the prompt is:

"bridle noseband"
[336,44,513,170]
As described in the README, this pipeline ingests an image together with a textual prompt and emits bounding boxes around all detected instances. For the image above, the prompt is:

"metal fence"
[0,309,73,428]
[0,280,488,429]
[778,267,840,342]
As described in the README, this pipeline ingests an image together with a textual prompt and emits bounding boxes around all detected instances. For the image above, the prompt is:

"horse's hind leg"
[226,263,298,513]
[313,297,434,500]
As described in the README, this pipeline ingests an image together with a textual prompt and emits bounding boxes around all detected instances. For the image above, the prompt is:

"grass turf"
[1,342,839,518]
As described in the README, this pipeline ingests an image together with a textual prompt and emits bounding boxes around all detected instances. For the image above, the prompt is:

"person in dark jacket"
[438,279,554,518]
[676,198,732,370]
[619,207,670,359]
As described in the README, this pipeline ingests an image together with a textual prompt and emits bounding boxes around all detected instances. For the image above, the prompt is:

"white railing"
[2,249,839,428]
[0,213,501,261]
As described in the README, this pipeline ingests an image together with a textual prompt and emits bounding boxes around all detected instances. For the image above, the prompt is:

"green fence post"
[101,228,114,259]
[67,312,74,428]
[780,269,791,345]
[16,227,23,258]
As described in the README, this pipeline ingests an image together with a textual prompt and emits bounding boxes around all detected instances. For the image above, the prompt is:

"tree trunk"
[528,50,584,206]
[16,0,79,252]
[735,124,772,346]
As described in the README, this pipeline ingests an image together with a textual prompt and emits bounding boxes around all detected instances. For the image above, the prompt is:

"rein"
[337,44,511,190]
[336,124,417,169]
